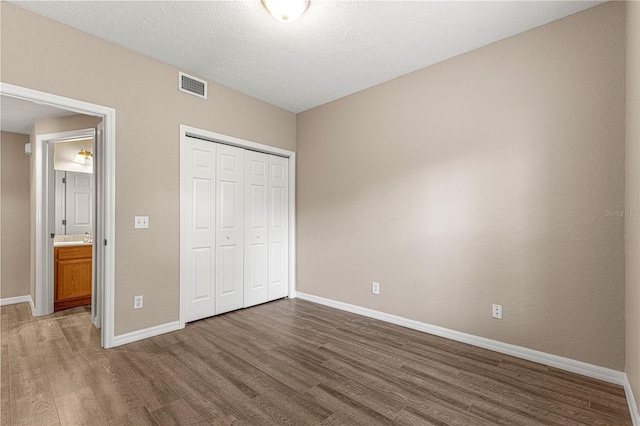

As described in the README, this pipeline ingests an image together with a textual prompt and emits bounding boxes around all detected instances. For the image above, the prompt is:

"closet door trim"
[179,125,296,330]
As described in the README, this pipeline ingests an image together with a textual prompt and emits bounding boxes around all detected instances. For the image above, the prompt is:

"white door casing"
[182,139,217,322]
[2,82,116,349]
[215,144,245,314]
[65,171,94,235]
[268,155,289,301]
[244,151,269,308]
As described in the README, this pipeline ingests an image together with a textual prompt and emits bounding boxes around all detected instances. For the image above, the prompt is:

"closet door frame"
[179,125,296,330]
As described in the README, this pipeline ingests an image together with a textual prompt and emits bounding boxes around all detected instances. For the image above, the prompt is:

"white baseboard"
[0,295,33,307]
[296,292,625,386]
[625,375,640,425]
[112,321,180,347]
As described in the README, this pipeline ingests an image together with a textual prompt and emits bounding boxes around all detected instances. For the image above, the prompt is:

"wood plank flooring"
[0,298,632,425]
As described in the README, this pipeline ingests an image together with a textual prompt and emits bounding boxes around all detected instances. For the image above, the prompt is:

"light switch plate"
[135,216,149,229]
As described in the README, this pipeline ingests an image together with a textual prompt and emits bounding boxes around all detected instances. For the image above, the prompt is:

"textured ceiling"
[1,96,75,134]
[10,1,605,113]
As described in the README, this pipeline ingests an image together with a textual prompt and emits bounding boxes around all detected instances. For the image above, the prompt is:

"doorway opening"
[46,129,97,316]
[1,82,116,348]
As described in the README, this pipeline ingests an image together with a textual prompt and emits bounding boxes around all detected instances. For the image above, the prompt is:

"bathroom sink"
[53,241,93,247]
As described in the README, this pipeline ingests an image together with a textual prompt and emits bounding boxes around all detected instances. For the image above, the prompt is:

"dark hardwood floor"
[0,298,632,425]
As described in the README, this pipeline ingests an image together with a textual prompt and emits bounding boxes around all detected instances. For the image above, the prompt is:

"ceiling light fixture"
[262,0,309,23]
[74,149,92,164]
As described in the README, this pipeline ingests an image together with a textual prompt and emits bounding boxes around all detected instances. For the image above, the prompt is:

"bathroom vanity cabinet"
[54,244,92,312]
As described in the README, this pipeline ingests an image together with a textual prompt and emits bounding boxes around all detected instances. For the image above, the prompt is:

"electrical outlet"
[134,295,143,309]
[372,282,380,295]
[492,304,502,319]
[134,216,149,229]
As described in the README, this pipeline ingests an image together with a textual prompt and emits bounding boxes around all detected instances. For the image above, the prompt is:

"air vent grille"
[179,72,207,99]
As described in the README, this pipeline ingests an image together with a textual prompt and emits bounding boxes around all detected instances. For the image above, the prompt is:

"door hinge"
[50,233,55,239]
[104,239,107,246]
[62,177,66,184]
[62,219,66,225]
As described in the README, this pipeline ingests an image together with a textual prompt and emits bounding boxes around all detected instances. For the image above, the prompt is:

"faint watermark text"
[604,209,640,217]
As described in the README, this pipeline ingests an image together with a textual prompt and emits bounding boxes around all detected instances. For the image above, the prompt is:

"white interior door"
[244,151,269,308]
[65,171,93,235]
[268,155,289,301]
[93,123,103,327]
[182,139,217,322]
[216,144,245,314]
[54,171,66,236]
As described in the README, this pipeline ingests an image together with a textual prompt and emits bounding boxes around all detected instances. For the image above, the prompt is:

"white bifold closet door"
[215,144,245,315]
[182,137,288,323]
[244,152,289,305]
[244,151,269,308]
[268,155,289,301]
[182,140,217,323]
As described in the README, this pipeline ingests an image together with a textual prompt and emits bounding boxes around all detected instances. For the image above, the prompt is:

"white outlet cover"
[492,304,502,319]
[134,295,143,309]
[134,216,149,229]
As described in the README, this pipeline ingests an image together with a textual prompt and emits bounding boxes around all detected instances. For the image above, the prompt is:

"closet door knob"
[226,235,230,240]
[257,235,261,239]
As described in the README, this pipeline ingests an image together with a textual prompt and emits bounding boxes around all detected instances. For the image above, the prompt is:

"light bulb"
[262,0,309,23]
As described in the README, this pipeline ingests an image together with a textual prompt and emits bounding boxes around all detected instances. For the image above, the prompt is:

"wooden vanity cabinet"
[54,245,92,312]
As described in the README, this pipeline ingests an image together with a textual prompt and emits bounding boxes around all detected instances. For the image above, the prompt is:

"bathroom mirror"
[53,139,94,236]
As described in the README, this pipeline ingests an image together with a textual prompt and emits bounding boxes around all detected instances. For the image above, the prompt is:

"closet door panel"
[215,144,245,314]
[268,155,289,301]
[220,246,238,294]
[183,139,216,322]
[244,151,269,307]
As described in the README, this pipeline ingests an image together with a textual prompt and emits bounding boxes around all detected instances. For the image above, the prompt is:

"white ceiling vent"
[179,71,207,99]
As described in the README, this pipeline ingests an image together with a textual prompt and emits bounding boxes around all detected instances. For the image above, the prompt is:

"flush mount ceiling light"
[262,0,309,23]
[74,149,93,164]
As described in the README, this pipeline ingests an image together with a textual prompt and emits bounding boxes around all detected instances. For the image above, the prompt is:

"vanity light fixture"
[262,0,309,23]
[74,149,93,164]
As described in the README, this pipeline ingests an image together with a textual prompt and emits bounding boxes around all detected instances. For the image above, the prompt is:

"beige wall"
[34,115,101,137]
[1,2,296,335]
[626,0,640,412]
[297,2,625,370]
[0,132,30,299]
